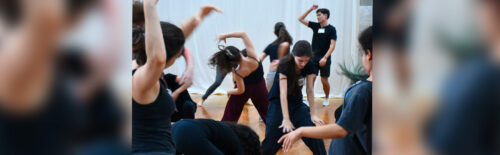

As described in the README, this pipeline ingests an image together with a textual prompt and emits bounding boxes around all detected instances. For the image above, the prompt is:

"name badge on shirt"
[298,77,305,87]
[318,28,325,34]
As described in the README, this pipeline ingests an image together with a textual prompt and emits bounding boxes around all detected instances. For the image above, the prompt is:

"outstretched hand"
[311,4,319,10]
[279,119,296,133]
[200,5,223,17]
[278,130,302,153]
[217,34,227,44]
[311,115,325,126]
[179,69,193,86]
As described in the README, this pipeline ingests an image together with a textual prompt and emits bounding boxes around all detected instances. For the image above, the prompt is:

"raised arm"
[180,5,222,39]
[132,0,167,104]
[279,73,295,133]
[298,4,318,26]
[218,31,257,59]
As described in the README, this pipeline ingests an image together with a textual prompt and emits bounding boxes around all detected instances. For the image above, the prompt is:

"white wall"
[157,0,370,98]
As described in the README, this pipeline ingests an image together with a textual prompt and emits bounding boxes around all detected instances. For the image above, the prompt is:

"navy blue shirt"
[268,59,315,102]
[427,57,500,155]
[330,79,372,155]
[308,21,337,57]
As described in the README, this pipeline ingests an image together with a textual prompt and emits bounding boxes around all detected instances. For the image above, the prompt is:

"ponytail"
[273,22,293,45]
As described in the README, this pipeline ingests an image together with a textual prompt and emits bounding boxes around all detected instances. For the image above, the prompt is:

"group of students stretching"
[132,1,372,155]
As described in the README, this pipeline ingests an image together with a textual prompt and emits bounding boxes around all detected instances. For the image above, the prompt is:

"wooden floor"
[190,93,344,155]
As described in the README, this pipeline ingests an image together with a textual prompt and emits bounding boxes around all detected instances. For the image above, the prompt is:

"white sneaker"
[323,98,330,106]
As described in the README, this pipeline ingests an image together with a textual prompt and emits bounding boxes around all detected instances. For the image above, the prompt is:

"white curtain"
[157,0,368,98]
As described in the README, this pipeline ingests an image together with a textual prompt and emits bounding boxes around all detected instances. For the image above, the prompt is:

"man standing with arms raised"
[298,4,337,106]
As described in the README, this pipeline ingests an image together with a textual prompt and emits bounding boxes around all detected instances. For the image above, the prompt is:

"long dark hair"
[209,46,242,74]
[224,122,261,155]
[133,1,145,27]
[272,22,293,45]
[132,1,185,66]
[278,40,312,94]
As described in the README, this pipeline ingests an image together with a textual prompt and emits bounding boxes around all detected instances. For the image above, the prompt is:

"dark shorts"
[311,56,331,77]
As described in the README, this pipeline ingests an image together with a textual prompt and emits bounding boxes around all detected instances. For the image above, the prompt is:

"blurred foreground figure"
[0,0,128,154]
[427,0,500,154]
[373,0,500,155]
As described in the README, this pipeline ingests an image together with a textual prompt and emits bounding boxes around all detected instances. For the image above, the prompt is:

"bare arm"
[171,83,189,102]
[279,74,290,120]
[322,40,336,59]
[300,124,348,139]
[227,72,245,95]
[306,74,316,114]
[218,31,257,59]
[132,0,167,104]
[180,5,222,38]
[278,42,290,59]
[298,4,318,26]
[259,53,268,62]
[179,47,193,86]
[307,74,324,125]
[278,73,296,133]
[278,123,348,152]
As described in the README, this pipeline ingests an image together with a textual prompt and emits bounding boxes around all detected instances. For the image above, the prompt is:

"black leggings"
[262,99,326,155]
[202,68,227,100]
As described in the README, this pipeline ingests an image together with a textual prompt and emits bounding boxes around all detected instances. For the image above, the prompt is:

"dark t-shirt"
[330,79,372,155]
[308,21,337,57]
[268,59,315,102]
[264,43,279,62]
[263,43,290,62]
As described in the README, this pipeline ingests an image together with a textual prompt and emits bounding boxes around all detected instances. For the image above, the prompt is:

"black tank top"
[132,70,176,153]
[234,57,264,84]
